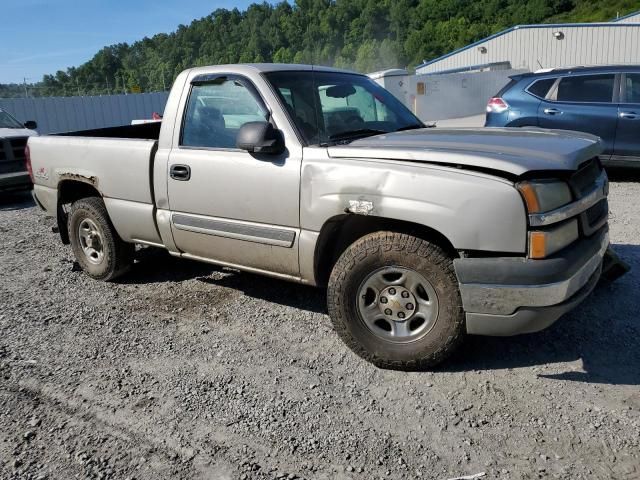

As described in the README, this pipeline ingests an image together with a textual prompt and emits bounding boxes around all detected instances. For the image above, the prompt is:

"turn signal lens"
[517,182,540,213]
[528,220,579,259]
[529,231,548,259]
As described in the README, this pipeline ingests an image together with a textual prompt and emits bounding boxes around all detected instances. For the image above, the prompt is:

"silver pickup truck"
[29,64,610,369]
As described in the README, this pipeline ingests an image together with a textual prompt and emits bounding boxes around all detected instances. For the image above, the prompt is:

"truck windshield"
[265,71,423,146]
[0,109,25,129]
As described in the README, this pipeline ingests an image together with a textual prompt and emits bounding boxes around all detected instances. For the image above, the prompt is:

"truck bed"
[28,124,162,246]
[29,123,159,205]
[55,121,161,140]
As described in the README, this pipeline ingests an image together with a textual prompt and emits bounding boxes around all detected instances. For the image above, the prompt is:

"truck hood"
[327,127,603,177]
[0,128,38,138]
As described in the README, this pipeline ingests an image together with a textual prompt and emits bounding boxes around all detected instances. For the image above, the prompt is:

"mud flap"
[57,202,70,245]
[601,247,630,282]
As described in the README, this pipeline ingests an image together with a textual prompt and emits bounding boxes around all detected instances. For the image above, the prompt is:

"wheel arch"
[313,214,458,287]
[56,179,103,244]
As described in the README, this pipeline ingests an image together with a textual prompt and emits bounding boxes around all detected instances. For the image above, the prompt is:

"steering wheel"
[344,114,365,127]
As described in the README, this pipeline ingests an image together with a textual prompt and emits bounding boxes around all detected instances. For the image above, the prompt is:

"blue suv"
[485,65,640,167]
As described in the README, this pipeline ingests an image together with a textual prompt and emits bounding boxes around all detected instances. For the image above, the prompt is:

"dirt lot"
[1,177,639,480]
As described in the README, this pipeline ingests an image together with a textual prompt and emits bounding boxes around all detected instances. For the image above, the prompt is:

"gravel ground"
[1,177,639,480]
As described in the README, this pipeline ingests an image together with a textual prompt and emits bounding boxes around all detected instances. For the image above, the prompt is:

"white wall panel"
[417,24,640,75]
[0,92,169,134]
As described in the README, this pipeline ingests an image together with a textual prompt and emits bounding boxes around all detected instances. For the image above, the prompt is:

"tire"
[68,196,133,281]
[327,231,464,370]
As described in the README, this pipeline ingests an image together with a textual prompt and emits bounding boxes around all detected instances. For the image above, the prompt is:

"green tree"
[1,0,638,97]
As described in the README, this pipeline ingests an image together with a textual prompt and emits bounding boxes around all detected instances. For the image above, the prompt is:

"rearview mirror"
[236,121,284,155]
[326,84,356,98]
[24,120,37,130]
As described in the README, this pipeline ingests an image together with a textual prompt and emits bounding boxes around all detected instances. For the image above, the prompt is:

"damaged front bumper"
[454,227,609,336]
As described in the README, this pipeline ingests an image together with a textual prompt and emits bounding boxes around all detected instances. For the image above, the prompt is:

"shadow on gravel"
[445,243,639,386]
[198,273,327,314]
[123,247,217,283]
[605,167,640,182]
[121,242,639,384]
[121,247,327,314]
[0,190,34,211]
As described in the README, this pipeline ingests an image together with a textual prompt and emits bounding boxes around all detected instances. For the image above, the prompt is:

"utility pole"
[161,66,166,91]
[75,78,81,96]
[122,74,127,95]
[105,75,110,95]
[23,78,29,98]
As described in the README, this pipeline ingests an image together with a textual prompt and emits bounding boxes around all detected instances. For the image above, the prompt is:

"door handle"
[543,108,562,115]
[170,164,191,181]
[619,111,638,120]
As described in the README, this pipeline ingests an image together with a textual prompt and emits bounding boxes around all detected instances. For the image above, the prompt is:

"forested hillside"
[2,0,638,98]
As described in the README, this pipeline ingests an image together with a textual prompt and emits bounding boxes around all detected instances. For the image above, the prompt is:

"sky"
[0,0,271,84]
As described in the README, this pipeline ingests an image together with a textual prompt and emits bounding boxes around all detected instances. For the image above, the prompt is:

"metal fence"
[0,92,169,135]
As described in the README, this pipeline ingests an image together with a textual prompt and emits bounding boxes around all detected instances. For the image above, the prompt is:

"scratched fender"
[301,148,527,254]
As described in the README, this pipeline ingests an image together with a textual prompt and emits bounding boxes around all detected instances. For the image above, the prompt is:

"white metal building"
[416,12,640,75]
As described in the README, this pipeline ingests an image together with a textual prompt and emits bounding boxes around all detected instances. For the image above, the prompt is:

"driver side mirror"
[24,120,37,130]
[236,121,284,155]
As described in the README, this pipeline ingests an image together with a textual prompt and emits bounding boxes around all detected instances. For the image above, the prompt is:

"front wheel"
[68,197,133,281]
[327,232,464,370]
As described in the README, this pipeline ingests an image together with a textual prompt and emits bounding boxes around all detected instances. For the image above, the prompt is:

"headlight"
[517,180,572,213]
[529,219,579,259]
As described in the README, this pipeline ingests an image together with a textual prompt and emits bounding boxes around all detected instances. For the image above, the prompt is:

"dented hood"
[327,127,603,177]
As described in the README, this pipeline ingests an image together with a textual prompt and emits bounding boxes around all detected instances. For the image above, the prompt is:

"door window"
[624,73,640,103]
[527,78,556,99]
[181,77,268,149]
[554,74,615,103]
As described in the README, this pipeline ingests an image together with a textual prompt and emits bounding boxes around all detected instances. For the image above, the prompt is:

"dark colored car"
[485,65,640,167]
[0,108,38,191]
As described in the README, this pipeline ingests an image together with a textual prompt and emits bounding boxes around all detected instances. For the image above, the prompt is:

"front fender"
[300,155,527,254]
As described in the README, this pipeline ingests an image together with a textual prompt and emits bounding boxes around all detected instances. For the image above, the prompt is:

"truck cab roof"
[183,63,362,77]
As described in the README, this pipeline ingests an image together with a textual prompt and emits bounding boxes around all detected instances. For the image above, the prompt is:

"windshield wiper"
[328,128,387,142]
[395,123,427,132]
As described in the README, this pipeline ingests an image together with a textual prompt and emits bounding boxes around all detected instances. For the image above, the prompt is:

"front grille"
[10,138,27,162]
[0,137,29,175]
[566,157,608,237]
[584,198,608,233]
[569,158,602,199]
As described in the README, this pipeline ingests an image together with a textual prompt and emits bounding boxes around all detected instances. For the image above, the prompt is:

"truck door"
[537,73,618,158]
[166,73,301,277]
[612,73,640,166]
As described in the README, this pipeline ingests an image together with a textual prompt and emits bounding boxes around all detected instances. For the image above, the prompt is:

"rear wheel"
[327,231,464,369]
[68,197,133,281]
